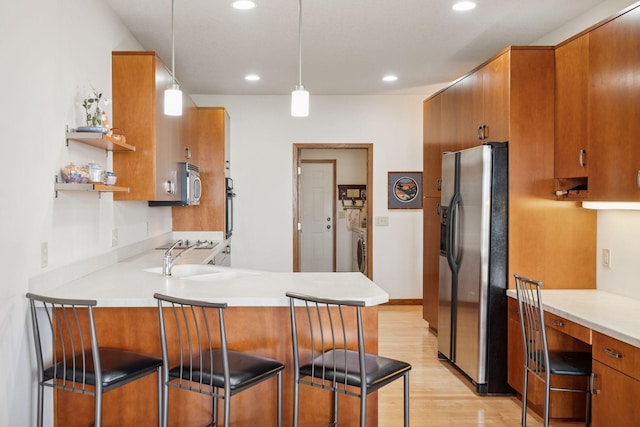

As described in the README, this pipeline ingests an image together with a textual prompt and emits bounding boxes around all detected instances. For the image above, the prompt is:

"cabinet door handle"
[477,126,484,140]
[436,179,442,192]
[482,125,488,140]
[436,203,441,216]
[551,319,565,327]
[590,372,600,395]
[185,146,192,160]
[578,149,586,168]
[637,170,640,190]
[603,347,623,359]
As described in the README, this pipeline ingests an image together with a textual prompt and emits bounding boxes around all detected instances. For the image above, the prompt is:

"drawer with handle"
[592,330,640,379]
[544,311,592,344]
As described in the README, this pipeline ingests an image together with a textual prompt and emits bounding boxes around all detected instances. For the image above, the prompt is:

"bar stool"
[287,291,411,427]
[514,274,592,427]
[154,293,285,427]
[26,293,163,427]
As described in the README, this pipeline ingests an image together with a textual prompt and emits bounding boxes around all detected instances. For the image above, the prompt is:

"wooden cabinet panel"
[545,311,592,344]
[173,107,229,232]
[592,331,640,426]
[480,52,509,143]
[592,331,640,380]
[112,51,191,202]
[507,298,524,393]
[422,197,440,330]
[592,359,640,427]
[588,6,640,200]
[555,34,590,179]
[423,97,442,198]
[440,79,467,153]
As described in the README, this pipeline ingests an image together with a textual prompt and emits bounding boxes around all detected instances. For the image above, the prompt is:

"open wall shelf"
[66,131,135,154]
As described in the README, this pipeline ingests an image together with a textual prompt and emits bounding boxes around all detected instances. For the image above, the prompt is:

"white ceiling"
[103,0,614,96]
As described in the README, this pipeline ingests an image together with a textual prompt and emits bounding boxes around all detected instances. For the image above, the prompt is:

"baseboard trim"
[385,299,423,306]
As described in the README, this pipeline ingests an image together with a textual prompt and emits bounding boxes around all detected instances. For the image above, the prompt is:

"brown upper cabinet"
[112,51,196,202]
[588,5,640,201]
[555,4,640,201]
[423,96,441,198]
[555,34,590,181]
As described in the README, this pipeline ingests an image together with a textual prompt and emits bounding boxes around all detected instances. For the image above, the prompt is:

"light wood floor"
[377,305,584,426]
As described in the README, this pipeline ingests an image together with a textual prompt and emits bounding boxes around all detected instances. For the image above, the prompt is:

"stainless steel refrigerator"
[437,142,512,395]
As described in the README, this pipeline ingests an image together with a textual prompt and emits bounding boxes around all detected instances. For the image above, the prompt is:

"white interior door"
[301,162,335,271]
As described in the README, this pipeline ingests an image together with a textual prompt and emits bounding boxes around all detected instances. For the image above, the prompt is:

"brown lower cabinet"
[591,331,640,426]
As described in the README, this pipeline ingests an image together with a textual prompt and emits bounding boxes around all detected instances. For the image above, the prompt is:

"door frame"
[293,143,373,278]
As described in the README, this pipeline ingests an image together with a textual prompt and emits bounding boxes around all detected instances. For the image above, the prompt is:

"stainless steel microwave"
[149,162,202,207]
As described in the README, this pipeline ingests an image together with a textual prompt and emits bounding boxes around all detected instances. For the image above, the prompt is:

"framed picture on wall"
[388,172,422,209]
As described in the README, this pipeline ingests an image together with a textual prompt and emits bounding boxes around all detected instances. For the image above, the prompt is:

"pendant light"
[291,0,309,117]
[164,0,182,116]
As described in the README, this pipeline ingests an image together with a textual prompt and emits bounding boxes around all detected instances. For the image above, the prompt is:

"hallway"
[378,305,584,426]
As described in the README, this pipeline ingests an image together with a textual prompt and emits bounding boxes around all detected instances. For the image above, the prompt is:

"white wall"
[0,1,172,425]
[192,94,425,299]
[596,211,640,299]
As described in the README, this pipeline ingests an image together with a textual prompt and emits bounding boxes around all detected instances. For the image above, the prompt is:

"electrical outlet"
[375,216,389,226]
[112,229,118,247]
[602,248,611,268]
[40,242,48,268]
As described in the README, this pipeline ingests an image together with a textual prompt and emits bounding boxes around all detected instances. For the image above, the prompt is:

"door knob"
[327,225,331,230]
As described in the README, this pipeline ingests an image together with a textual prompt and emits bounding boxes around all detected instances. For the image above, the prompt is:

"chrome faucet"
[162,240,205,276]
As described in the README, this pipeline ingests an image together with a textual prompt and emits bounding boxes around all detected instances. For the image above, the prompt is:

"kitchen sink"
[144,264,221,278]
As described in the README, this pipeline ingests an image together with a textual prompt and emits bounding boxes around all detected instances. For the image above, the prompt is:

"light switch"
[375,216,389,227]
[602,248,611,268]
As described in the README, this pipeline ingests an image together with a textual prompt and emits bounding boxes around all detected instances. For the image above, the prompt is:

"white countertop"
[506,289,640,348]
[42,249,389,308]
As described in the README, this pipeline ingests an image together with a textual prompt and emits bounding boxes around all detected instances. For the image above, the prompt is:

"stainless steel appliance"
[149,162,201,206]
[437,142,511,395]
[225,177,235,238]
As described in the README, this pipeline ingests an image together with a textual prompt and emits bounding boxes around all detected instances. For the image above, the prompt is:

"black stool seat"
[549,351,592,376]
[43,348,162,389]
[169,349,284,392]
[300,349,411,393]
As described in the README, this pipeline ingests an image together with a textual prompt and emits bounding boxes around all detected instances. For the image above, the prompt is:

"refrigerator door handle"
[447,192,461,274]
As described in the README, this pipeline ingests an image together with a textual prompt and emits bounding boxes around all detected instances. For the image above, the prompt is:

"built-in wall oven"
[225,177,235,238]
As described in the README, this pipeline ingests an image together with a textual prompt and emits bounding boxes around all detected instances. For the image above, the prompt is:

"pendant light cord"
[171,0,176,85]
[297,0,303,87]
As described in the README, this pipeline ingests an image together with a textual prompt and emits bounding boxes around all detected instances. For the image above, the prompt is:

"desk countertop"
[41,249,389,308]
[507,289,640,348]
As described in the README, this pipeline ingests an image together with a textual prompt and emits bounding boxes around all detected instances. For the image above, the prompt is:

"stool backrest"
[287,291,366,391]
[514,274,550,378]
[154,293,229,394]
[26,293,101,394]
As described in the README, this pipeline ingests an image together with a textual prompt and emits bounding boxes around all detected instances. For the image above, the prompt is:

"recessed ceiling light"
[382,75,398,82]
[245,74,260,81]
[452,1,476,11]
[232,1,255,10]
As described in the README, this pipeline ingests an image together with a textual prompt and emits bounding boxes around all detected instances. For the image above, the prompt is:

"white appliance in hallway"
[352,227,367,274]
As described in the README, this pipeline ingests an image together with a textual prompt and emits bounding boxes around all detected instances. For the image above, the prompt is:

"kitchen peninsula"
[38,247,389,426]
